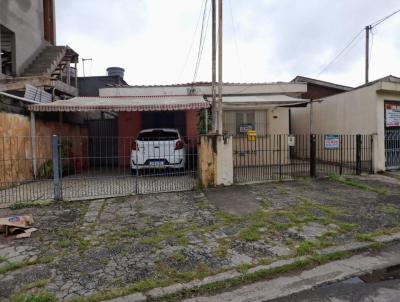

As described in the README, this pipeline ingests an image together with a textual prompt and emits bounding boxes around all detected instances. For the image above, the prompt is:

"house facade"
[291,75,400,172]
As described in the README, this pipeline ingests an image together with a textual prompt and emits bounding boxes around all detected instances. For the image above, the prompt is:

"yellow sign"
[247,130,257,142]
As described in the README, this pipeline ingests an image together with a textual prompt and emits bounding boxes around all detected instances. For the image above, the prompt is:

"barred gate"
[233,134,373,183]
[385,129,400,170]
[0,135,198,204]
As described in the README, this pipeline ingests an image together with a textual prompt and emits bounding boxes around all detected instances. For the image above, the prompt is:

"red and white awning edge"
[28,95,210,112]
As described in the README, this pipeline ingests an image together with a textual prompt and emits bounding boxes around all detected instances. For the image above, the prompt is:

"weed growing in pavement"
[328,175,388,195]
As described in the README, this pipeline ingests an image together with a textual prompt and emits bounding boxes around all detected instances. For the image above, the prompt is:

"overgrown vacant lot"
[1,174,400,301]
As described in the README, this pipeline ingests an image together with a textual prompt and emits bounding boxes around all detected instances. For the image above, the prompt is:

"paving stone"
[83,199,105,224]
[317,242,372,256]
[147,283,185,299]
[195,270,241,287]
[246,259,297,275]
[229,251,253,265]
[269,245,292,257]
[374,232,400,243]
[107,292,146,302]
[294,222,329,242]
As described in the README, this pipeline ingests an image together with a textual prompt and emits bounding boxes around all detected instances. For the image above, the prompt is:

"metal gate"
[233,134,373,183]
[385,129,400,170]
[0,135,199,205]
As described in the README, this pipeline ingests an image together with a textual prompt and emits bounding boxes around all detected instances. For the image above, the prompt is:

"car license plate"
[149,160,164,166]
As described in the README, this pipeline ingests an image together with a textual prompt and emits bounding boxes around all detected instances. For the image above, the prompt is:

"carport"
[28,95,209,165]
[16,95,210,201]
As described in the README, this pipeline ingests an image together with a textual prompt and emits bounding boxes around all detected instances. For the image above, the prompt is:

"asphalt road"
[271,277,400,302]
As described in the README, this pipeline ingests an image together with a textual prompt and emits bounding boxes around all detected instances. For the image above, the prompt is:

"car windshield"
[137,130,179,141]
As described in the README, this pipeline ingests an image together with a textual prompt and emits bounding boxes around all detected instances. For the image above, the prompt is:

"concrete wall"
[290,81,400,172]
[0,111,88,187]
[199,135,233,187]
[0,0,47,75]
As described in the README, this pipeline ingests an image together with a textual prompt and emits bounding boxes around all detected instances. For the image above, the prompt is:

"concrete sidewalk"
[183,243,400,302]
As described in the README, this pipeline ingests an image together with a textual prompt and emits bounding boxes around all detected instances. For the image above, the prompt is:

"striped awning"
[28,95,210,112]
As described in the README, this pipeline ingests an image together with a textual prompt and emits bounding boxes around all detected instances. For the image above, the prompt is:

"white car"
[130,128,186,174]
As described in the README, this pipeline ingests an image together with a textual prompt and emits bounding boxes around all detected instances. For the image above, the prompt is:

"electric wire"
[176,0,208,82]
[370,8,400,28]
[316,8,399,77]
[228,0,244,81]
[316,29,364,77]
[193,0,210,82]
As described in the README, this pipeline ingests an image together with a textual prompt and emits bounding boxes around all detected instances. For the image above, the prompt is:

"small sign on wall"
[239,124,254,133]
[385,103,400,127]
[324,135,340,150]
[288,135,296,147]
[247,130,257,142]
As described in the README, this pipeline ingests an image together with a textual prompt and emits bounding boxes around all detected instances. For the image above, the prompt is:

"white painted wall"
[216,136,233,186]
[291,80,400,172]
[100,83,307,97]
[0,0,47,75]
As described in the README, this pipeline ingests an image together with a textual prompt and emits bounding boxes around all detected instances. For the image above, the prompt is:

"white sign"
[288,135,296,147]
[324,135,340,150]
[386,103,400,127]
[239,124,253,133]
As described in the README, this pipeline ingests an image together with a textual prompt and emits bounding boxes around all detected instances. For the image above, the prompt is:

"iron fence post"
[278,135,282,179]
[370,135,374,173]
[52,135,62,200]
[310,134,316,177]
[135,147,139,194]
[356,134,362,175]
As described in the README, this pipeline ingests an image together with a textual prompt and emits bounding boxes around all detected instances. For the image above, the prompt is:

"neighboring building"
[0,0,85,183]
[0,0,79,98]
[78,67,127,97]
[291,76,353,100]
[291,75,400,172]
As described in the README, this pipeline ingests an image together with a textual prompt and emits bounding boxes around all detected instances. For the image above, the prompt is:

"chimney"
[106,67,125,79]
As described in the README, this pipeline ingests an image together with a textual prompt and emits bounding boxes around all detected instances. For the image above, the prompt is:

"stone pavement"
[0,174,399,301]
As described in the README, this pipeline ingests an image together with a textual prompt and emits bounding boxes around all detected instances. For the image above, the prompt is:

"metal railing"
[233,134,373,183]
[385,129,400,170]
[0,135,199,204]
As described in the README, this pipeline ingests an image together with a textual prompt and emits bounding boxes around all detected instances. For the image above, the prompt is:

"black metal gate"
[233,134,373,183]
[87,119,118,167]
[385,129,400,170]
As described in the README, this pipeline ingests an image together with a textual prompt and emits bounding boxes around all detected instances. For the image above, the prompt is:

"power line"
[316,8,399,78]
[176,0,208,82]
[371,8,400,28]
[193,0,210,82]
[316,29,364,77]
[228,0,243,81]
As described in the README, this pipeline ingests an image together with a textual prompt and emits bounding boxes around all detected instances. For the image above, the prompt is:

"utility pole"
[365,25,371,84]
[217,0,223,134]
[211,0,217,133]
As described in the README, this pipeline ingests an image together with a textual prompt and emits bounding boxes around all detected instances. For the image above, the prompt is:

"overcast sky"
[56,0,400,87]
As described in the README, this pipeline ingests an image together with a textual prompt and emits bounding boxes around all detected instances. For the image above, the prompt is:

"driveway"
[0,174,399,301]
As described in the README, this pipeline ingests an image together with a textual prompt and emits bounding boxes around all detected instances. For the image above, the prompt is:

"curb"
[105,232,400,302]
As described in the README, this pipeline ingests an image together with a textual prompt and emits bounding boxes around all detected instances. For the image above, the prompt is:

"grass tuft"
[328,175,388,195]
[296,241,315,256]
